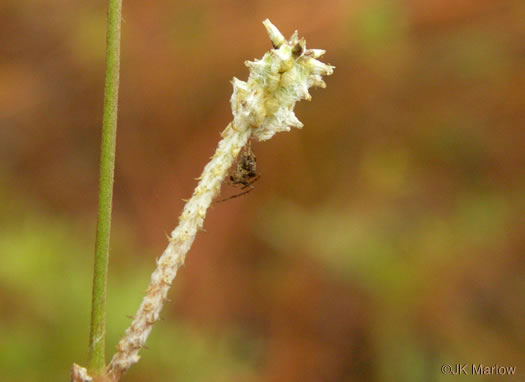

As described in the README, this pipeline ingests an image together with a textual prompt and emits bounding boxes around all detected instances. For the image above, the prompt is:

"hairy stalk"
[106,125,251,381]
[88,0,122,377]
[72,19,333,382]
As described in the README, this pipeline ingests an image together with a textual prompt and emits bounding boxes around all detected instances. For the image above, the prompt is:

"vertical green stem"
[88,0,122,375]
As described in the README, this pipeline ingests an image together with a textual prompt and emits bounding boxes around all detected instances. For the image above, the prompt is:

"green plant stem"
[88,0,122,375]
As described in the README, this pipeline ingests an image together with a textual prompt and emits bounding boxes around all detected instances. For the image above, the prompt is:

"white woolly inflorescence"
[234,19,334,141]
[86,19,334,382]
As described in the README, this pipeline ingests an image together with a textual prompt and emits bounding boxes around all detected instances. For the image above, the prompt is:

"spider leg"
[215,176,261,203]
[240,175,261,190]
[215,186,254,203]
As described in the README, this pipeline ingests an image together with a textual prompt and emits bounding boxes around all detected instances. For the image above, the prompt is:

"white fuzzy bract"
[232,19,334,141]
[103,19,334,381]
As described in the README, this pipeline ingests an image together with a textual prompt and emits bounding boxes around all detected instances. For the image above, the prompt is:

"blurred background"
[1,0,524,381]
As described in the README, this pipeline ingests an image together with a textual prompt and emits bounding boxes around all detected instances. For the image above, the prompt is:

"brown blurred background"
[1,0,524,381]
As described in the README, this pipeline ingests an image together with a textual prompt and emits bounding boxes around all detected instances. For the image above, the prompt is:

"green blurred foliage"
[0,188,256,381]
[1,0,525,381]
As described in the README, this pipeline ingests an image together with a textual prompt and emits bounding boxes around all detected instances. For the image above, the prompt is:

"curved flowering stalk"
[72,19,333,382]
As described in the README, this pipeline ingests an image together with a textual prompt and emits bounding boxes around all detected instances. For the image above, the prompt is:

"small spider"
[216,142,260,203]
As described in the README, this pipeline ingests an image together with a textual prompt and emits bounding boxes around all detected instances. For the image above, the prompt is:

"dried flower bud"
[231,19,335,141]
